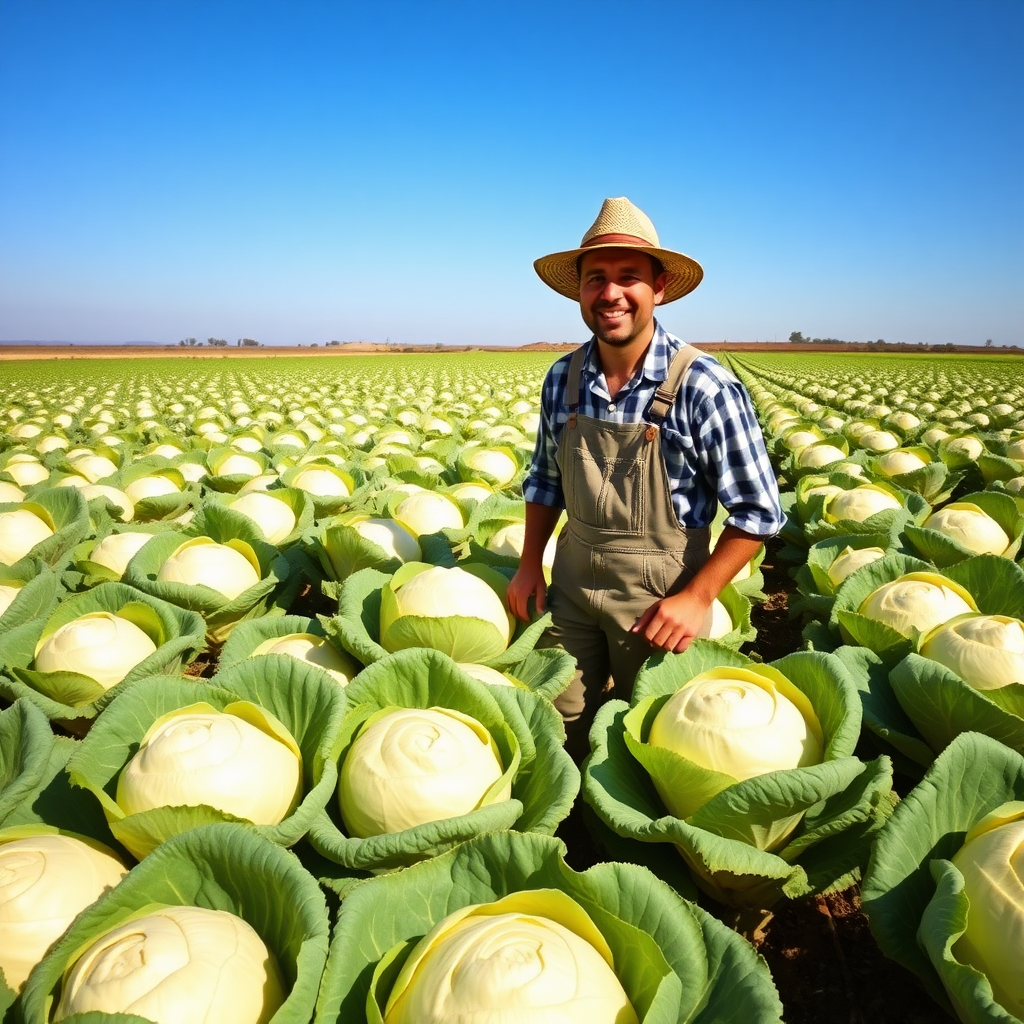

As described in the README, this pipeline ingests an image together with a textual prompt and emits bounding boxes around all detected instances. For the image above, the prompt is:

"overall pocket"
[568,447,646,534]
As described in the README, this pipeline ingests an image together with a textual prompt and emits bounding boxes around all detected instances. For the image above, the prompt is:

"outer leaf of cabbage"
[20,823,330,1024]
[905,490,1024,568]
[862,732,1024,1018]
[0,489,90,573]
[314,830,783,1024]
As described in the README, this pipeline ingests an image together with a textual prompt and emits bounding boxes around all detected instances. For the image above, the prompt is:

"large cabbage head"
[339,705,512,837]
[949,801,1024,1019]
[646,665,824,823]
[0,832,128,993]
[857,572,977,639]
[824,483,903,523]
[381,889,638,1024]
[920,613,1024,690]
[922,503,1012,556]
[157,537,261,600]
[53,904,285,1023]
[379,563,513,662]
[0,506,54,565]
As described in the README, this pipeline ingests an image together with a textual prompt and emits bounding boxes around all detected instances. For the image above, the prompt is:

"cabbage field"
[1,348,1023,1024]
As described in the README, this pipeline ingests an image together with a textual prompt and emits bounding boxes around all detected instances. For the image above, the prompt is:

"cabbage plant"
[21,822,330,1024]
[904,491,1023,567]
[0,488,90,573]
[0,582,206,728]
[862,732,1024,1023]
[201,486,315,548]
[791,532,894,623]
[305,648,578,880]
[67,656,345,860]
[220,613,362,687]
[584,641,895,908]
[305,513,423,584]
[329,564,551,670]
[314,830,784,1024]
[70,521,175,585]
[122,504,292,642]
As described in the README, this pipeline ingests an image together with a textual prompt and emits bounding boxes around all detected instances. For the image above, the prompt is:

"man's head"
[533,197,703,305]
[577,248,667,348]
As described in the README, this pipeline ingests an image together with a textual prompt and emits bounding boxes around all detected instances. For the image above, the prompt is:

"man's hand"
[632,588,711,653]
[507,562,546,622]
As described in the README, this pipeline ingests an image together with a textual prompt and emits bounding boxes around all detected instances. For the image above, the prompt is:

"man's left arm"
[634,373,783,653]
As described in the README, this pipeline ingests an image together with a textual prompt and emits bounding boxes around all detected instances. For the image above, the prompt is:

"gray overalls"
[543,342,710,752]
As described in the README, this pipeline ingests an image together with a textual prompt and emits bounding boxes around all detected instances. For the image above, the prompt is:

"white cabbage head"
[460,447,518,486]
[0,833,128,993]
[827,545,886,587]
[447,482,493,505]
[250,632,359,686]
[351,518,421,562]
[338,706,509,837]
[797,444,846,469]
[69,454,118,483]
[946,436,985,460]
[54,904,285,1024]
[117,702,302,827]
[950,802,1024,1019]
[213,452,264,478]
[782,429,820,451]
[80,484,134,520]
[157,537,261,600]
[89,531,155,578]
[0,507,54,565]
[380,565,513,659]
[34,612,158,688]
[825,484,903,522]
[487,522,526,558]
[697,599,733,639]
[291,465,351,497]
[124,474,181,503]
[920,613,1024,690]
[0,581,24,616]
[923,503,1011,556]
[226,492,296,545]
[457,663,519,687]
[5,461,49,487]
[875,450,929,476]
[384,890,638,1024]
[858,572,977,638]
[395,491,464,536]
[859,430,901,452]
[648,666,824,820]
[0,481,26,503]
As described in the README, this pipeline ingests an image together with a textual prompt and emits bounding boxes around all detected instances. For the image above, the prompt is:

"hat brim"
[533,243,703,304]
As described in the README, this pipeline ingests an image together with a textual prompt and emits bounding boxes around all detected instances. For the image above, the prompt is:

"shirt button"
[608,403,616,412]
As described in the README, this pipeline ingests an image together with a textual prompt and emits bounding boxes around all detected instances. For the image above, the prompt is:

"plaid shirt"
[522,322,784,537]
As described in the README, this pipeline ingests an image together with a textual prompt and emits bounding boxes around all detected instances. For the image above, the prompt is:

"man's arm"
[507,501,563,621]
[632,525,764,652]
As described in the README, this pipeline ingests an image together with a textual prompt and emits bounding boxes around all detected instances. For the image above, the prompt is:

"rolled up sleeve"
[693,382,785,538]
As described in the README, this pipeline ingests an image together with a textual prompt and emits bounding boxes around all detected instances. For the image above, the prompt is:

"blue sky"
[1,0,1021,347]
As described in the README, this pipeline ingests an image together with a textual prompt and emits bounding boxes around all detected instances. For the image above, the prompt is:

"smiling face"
[578,248,667,349]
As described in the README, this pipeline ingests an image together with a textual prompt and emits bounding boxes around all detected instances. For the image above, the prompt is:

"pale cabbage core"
[89,531,154,577]
[923,503,1011,556]
[117,705,302,827]
[251,632,358,686]
[227,492,296,544]
[826,485,902,522]
[827,545,886,587]
[54,905,285,1024]
[920,614,1024,690]
[950,805,1024,1019]
[34,612,158,689]
[384,891,638,1024]
[157,538,260,600]
[650,667,823,786]
[0,834,127,993]
[352,518,421,562]
[858,573,977,638]
[0,508,53,564]
[338,706,509,837]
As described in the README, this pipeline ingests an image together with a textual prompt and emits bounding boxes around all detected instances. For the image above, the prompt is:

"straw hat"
[534,197,703,304]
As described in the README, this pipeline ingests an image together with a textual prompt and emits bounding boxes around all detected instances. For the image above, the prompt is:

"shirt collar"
[583,319,674,387]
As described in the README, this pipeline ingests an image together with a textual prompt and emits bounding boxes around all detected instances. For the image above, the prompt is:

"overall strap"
[647,344,702,427]
[564,343,588,429]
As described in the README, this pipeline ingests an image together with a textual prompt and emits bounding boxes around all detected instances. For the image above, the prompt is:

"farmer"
[507,196,784,758]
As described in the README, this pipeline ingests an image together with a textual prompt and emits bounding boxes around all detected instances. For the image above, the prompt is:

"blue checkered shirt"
[522,322,784,537]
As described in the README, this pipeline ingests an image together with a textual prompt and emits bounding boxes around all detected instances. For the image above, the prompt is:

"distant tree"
[877,339,885,345]
[986,338,993,347]
[206,337,228,347]
[239,338,260,347]
[179,337,198,347]
[310,343,318,348]
[788,331,806,343]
